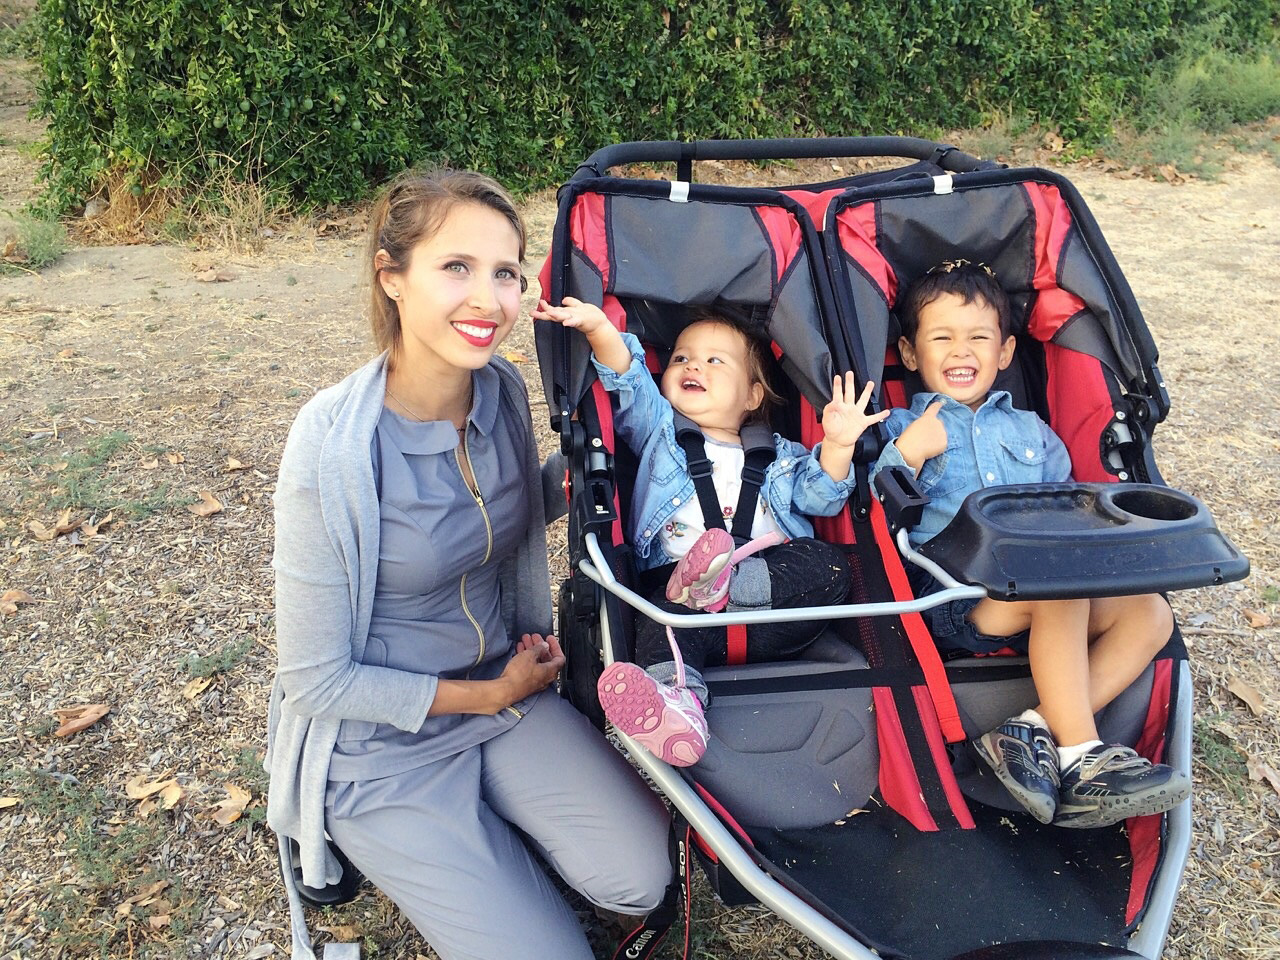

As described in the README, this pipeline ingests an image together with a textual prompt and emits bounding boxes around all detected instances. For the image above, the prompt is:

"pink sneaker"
[670,529,789,612]
[597,662,708,767]
[666,528,735,608]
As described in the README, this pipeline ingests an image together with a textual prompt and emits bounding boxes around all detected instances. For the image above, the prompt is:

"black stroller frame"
[536,137,1248,960]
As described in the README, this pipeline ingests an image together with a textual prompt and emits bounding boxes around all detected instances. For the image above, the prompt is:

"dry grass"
[1,150,1278,960]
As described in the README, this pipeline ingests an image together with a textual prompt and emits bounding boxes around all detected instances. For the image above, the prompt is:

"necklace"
[385,382,471,435]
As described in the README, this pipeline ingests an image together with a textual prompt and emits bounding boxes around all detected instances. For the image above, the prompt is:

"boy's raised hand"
[894,400,948,472]
[821,373,890,450]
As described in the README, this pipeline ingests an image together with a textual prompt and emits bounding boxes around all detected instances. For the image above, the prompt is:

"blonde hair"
[366,168,526,356]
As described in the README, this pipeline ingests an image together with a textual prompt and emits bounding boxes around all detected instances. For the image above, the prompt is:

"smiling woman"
[265,169,671,960]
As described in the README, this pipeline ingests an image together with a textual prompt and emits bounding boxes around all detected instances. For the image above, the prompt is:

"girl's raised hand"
[530,296,609,336]
[821,373,890,450]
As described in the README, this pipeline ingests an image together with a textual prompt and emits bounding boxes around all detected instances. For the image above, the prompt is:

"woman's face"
[380,202,524,379]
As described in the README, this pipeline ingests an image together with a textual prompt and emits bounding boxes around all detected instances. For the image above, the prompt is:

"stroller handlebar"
[577,532,985,627]
[571,136,995,181]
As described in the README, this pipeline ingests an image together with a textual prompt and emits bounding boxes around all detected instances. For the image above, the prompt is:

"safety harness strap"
[673,414,776,543]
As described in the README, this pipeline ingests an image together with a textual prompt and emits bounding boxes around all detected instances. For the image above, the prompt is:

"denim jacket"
[595,333,854,570]
[871,391,1072,548]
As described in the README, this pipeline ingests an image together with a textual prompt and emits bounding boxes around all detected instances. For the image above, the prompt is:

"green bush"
[30,0,1280,212]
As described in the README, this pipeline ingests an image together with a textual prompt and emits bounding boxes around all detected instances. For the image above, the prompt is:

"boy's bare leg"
[970,597,1096,746]
[1078,594,1173,713]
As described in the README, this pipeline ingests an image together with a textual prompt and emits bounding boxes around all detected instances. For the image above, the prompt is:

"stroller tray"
[920,482,1249,600]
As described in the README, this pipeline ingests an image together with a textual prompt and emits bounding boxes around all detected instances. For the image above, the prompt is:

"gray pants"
[325,691,671,960]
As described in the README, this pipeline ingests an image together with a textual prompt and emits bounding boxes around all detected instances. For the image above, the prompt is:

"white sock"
[1058,739,1104,771]
[1016,708,1048,729]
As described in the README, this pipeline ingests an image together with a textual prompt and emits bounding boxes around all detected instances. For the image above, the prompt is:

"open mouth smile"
[681,379,706,392]
[944,367,977,386]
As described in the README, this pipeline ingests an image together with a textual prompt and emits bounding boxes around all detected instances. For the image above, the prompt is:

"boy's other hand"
[821,374,890,451]
[895,400,948,472]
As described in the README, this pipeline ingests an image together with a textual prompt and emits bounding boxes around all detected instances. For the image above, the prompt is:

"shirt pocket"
[998,435,1049,483]
[917,450,964,500]
[646,436,684,486]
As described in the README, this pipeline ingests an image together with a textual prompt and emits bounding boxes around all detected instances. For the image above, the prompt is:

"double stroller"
[533,137,1249,960]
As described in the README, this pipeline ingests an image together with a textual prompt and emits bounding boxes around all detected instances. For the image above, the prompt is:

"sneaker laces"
[665,625,686,689]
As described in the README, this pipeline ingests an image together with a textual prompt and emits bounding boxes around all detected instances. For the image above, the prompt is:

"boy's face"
[661,321,764,439]
[900,292,1015,411]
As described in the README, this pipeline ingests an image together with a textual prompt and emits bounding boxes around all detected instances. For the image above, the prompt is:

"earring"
[390,290,400,299]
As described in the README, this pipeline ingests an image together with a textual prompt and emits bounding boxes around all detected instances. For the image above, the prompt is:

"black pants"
[634,538,851,674]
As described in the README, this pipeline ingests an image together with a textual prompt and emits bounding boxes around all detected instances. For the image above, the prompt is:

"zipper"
[458,428,493,671]
[504,706,524,719]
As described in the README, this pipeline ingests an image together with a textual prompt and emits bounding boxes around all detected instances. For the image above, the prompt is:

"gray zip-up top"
[266,351,562,957]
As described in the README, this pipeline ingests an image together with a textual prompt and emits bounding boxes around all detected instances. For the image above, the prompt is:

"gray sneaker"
[1055,744,1191,829]
[974,716,1060,824]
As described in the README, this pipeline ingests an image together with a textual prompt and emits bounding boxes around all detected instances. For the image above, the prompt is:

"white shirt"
[658,437,784,559]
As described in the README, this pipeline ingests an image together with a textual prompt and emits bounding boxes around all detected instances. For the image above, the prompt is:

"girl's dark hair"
[685,308,782,425]
[898,260,1015,343]
[366,168,526,356]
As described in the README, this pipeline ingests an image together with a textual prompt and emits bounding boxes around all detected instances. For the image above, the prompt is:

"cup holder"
[1109,488,1198,522]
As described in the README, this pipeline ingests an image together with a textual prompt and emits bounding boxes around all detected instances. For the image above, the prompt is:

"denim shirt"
[871,391,1072,548]
[595,333,855,570]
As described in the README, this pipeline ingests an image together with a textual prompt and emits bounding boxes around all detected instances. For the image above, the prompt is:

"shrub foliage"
[33,0,1280,210]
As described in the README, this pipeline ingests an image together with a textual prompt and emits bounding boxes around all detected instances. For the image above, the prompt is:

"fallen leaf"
[49,461,69,472]
[53,509,80,535]
[502,349,530,363]
[52,703,110,737]
[159,781,184,810]
[125,775,179,801]
[140,457,159,470]
[137,797,159,818]
[116,880,169,915]
[80,513,113,538]
[1,588,36,616]
[166,451,184,464]
[225,456,249,471]
[56,348,76,359]
[148,913,172,930]
[0,797,21,809]
[195,267,237,282]
[319,925,360,941]
[1157,163,1182,184]
[1044,131,1065,152]
[25,520,56,541]
[1228,678,1266,716]
[182,675,214,700]
[211,783,252,826]
[1244,608,1272,629]
[188,491,223,517]
[1247,757,1280,797]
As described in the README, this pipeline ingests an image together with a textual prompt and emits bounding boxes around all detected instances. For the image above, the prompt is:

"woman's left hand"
[499,634,566,704]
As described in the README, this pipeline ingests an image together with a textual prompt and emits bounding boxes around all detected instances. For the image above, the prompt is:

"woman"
[266,169,671,960]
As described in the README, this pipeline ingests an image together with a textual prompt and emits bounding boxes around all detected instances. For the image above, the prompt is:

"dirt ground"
[3,18,1280,960]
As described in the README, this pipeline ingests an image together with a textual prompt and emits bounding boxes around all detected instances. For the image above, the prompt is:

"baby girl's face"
[661,321,764,442]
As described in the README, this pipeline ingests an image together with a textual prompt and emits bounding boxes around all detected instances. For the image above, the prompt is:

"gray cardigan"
[266,352,564,957]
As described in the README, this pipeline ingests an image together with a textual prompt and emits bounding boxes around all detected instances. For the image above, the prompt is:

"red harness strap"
[725,623,748,665]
